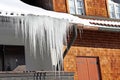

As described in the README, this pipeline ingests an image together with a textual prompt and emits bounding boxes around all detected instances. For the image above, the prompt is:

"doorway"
[76,57,101,80]
[0,45,25,71]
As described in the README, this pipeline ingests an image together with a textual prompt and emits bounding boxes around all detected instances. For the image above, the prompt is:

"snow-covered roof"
[0,0,85,24]
[0,0,120,30]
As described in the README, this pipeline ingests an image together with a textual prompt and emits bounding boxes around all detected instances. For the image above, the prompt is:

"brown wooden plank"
[84,0,108,17]
[53,0,68,13]
[87,58,99,80]
[76,57,89,80]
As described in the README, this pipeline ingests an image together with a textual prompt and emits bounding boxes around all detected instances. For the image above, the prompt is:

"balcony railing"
[0,71,74,80]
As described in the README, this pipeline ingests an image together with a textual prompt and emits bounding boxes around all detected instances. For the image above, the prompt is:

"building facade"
[0,0,119,80]
[27,0,120,80]
[25,0,120,19]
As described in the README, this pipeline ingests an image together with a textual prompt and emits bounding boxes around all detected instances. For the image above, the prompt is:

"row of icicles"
[1,15,83,71]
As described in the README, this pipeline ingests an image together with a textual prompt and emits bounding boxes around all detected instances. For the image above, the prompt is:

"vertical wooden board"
[87,58,99,80]
[84,0,108,17]
[53,0,68,13]
[84,0,94,16]
[76,57,89,80]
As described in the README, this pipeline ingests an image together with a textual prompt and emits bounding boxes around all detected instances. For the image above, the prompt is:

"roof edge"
[75,15,120,22]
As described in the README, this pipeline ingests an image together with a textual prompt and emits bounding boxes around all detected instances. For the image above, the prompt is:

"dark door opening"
[0,45,25,71]
[76,57,101,80]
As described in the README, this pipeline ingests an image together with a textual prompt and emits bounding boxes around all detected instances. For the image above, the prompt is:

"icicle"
[14,15,69,71]
[78,26,83,39]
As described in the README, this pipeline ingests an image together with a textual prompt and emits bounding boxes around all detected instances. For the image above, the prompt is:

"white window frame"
[68,0,85,15]
[108,0,120,18]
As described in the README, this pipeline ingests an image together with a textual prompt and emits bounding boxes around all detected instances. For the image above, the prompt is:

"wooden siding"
[84,0,109,17]
[53,0,68,12]
[64,30,120,80]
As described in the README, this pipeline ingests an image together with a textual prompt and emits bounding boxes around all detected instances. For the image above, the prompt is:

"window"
[68,0,85,15]
[108,0,120,19]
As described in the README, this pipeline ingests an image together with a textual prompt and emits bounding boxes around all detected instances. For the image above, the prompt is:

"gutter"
[77,24,120,32]
[63,24,77,58]
[98,27,120,32]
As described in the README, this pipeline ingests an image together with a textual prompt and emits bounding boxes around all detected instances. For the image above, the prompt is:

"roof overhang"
[0,0,120,33]
[0,0,84,24]
[75,15,120,32]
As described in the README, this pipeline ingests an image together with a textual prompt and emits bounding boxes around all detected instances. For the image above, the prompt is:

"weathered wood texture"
[64,30,120,80]
[53,0,68,12]
[84,0,108,17]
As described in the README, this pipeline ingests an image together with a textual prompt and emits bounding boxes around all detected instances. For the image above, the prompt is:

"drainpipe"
[63,24,78,58]
[56,24,77,70]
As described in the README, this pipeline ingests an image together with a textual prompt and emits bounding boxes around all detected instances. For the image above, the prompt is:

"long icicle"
[15,15,70,71]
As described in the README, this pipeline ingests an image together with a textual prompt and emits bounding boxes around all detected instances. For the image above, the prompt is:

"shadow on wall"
[21,0,53,10]
[0,45,25,71]
[68,30,120,49]
[21,0,43,7]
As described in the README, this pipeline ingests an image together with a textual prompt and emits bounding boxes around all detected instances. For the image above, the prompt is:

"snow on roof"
[0,0,86,24]
[0,0,120,29]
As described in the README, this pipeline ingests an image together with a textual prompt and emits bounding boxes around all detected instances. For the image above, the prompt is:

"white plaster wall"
[0,22,53,71]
